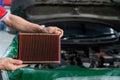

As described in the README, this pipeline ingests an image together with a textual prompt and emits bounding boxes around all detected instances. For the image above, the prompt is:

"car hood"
[11,0,120,31]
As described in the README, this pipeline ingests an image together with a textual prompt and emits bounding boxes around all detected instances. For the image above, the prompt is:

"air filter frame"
[18,33,60,64]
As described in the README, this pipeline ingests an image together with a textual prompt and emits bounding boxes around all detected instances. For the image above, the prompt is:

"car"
[11,0,120,68]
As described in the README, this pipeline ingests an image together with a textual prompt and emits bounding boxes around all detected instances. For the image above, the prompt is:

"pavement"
[0,31,15,57]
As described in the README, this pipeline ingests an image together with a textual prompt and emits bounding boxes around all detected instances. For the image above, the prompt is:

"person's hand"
[0,57,28,71]
[41,26,64,37]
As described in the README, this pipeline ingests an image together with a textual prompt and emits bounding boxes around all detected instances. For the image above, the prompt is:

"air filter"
[18,33,60,63]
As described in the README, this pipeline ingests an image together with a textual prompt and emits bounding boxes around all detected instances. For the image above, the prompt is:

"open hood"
[11,0,120,31]
[11,0,120,46]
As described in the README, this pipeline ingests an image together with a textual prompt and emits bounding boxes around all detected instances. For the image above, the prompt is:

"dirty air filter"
[18,33,60,63]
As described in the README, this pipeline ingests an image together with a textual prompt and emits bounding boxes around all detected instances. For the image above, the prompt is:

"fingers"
[54,29,63,37]
[43,27,64,37]
[9,59,28,70]
[10,64,28,71]
[0,58,28,71]
[55,28,64,38]
[12,59,23,65]
[58,29,64,38]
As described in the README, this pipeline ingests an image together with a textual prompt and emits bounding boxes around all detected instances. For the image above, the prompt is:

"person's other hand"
[41,26,64,37]
[0,57,28,71]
